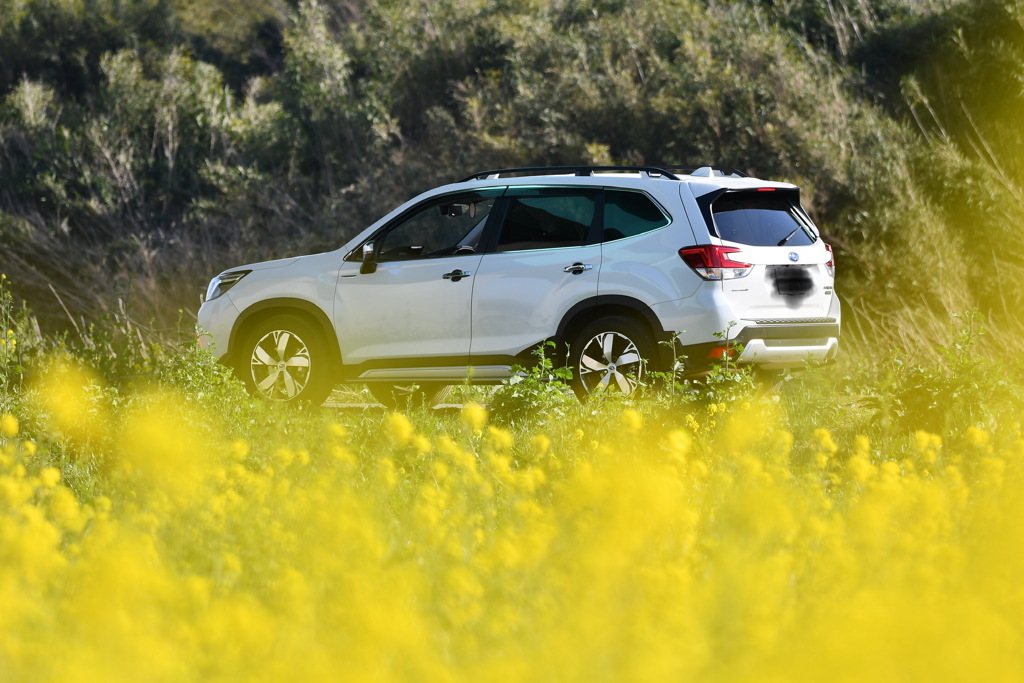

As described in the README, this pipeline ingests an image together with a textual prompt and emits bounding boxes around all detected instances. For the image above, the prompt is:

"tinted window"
[711,194,815,247]
[376,195,497,260]
[497,194,596,251]
[603,190,670,241]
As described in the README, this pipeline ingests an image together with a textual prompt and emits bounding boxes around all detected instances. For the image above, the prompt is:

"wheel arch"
[229,298,344,379]
[555,296,670,366]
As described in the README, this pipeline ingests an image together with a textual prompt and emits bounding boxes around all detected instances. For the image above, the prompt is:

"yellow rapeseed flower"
[915,430,942,467]
[847,454,876,486]
[462,402,488,433]
[39,467,61,488]
[379,458,398,489]
[387,412,415,446]
[666,429,692,460]
[486,426,514,453]
[965,425,990,449]
[979,457,1006,490]
[813,427,839,470]
[532,434,551,458]
[30,360,107,444]
[621,408,643,433]
[432,461,450,482]
[48,487,85,533]
[117,391,210,500]
[814,428,838,455]
[230,439,250,462]
[273,447,296,468]
[0,414,17,439]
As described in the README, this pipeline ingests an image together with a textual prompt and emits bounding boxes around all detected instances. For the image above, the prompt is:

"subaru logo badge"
[788,252,799,262]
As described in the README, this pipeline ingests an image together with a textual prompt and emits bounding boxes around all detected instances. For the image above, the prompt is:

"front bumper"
[196,295,241,362]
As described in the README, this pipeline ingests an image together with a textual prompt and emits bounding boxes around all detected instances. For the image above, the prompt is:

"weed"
[488,341,576,425]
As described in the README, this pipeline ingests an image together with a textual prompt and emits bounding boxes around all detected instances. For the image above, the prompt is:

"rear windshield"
[711,193,816,247]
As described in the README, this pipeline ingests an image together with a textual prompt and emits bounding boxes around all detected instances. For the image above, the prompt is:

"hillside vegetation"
[1,0,1022,360]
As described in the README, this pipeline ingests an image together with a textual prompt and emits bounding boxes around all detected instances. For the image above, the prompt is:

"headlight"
[205,270,251,302]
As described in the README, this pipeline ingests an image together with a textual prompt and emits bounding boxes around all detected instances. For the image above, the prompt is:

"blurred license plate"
[771,266,813,296]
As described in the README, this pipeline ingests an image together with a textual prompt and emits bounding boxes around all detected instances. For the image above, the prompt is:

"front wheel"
[366,383,452,410]
[567,316,654,400]
[238,315,333,406]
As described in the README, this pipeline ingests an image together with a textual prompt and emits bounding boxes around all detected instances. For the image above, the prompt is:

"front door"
[334,192,500,366]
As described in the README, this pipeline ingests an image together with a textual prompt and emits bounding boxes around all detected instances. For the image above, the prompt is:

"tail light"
[678,245,752,280]
[824,244,835,277]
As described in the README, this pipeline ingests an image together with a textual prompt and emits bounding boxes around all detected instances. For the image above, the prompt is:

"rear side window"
[603,190,670,241]
[497,194,596,252]
[711,193,815,247]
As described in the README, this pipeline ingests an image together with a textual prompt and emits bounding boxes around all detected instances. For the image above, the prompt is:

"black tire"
[366,383,452,410]
[238,315,334,406]
[567,316,654,400]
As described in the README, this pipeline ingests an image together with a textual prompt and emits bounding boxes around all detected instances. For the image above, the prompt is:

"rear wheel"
[568,316,654,399]
[238,315,333,406]
[367,383,452,410]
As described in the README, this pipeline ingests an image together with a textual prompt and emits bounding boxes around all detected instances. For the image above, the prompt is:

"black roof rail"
[458,166,682,182]
[663,165,749,178]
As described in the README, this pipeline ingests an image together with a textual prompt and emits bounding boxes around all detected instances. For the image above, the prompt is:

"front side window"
[375,194,498,261]
[496,192,597,252]
[603,190,670,241]
[711,192,816,247]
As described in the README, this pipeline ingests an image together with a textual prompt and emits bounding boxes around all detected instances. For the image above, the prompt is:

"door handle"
[564,263,594,274]
[443,269,472,282]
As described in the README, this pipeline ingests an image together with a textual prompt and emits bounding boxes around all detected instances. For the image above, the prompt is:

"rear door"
[702,189,834,320]
[469,187,601,358]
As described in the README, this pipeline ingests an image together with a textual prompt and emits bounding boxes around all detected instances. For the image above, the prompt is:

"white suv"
[198,166,839,406]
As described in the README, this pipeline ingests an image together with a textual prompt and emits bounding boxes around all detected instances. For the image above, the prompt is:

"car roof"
[445,166,797,194]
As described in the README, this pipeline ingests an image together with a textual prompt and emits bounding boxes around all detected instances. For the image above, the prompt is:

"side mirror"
[360,241,377,274]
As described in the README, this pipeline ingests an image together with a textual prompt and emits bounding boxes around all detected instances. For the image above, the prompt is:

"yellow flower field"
[2,362,1023,681]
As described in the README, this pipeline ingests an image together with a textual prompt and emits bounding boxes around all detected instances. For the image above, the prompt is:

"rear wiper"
[777,227,800,246]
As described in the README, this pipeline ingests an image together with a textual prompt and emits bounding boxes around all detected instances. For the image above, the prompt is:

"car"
[197,165,840,406]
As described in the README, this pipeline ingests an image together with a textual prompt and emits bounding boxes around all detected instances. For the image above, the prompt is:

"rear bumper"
[673,320,840,373]
[733,321,840,368]
[736,337,839,368]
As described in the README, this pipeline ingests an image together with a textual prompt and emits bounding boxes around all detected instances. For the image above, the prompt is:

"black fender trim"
[554,295,672,368]
[556,296,666,342]
[229,298,344,379]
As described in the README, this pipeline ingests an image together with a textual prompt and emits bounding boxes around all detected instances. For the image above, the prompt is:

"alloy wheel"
[577,330,643,394]
[249,329,312,401]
